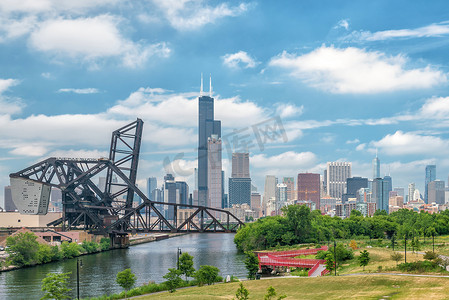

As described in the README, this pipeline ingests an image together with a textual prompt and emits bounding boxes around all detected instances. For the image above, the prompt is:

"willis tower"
[198,74,221,207]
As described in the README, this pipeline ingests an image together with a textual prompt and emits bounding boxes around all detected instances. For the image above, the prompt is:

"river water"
[0,233,246,299]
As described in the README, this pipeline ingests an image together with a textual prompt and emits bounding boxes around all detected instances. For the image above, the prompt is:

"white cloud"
[29,15,170,68]
[269,46,447,94]
[0,78,23,115]
[9,145,48,157]
[371,131,449,156]
[346,138,360,144]
[334,19,349,30]
[47,149,109,158]
[151,0,250,31]
[419,96,449,119]
[352,22,449,41]
[222,51,259,69]
[252,151,317,169]
[275,104,303,118]
[58,88,100,94]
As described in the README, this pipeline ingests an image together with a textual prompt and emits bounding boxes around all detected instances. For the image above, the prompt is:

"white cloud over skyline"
[222,51,259,69]
[58,88,100,94]
[269,46,447,94]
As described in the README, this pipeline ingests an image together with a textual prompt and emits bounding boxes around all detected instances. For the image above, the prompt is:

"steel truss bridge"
[9,119,244,237]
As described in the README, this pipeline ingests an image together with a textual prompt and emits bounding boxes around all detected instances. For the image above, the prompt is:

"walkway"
[257,246,329,277]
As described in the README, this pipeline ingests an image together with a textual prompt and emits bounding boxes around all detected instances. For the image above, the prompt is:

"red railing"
[261,246,328,258]
[308,262,320,277]
[321,269,330,276]
[257,245,329,277]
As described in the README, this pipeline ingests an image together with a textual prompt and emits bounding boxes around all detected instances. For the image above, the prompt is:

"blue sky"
[2,0,449,205]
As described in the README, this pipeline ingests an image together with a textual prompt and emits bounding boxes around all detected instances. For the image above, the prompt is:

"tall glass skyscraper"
[425,165,436,203]
[372,152,380,179]
[198,77,221,207]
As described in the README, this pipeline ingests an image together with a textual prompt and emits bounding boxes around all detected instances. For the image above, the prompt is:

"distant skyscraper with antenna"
[372,150,380,179]
[198,74,221,208]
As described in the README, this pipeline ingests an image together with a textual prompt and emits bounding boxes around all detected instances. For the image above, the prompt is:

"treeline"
[3,232,111,267]
[234,205,449,252]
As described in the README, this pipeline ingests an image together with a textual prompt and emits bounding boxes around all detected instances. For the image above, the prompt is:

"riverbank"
[129,233,189,246]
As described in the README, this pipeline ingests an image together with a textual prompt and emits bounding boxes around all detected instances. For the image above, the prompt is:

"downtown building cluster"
[3,82,449,222]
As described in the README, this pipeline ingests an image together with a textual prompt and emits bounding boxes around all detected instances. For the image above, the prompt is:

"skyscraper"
[263,175,278,216]
[277,183,288,213]
[297,173,321,209]
[283,177,295,202]
[428,180,445,204]
[408,183,415,202]
[4,186,17,212]
[342,177,368,203]
[373,176,392,213]
[207,135,222,209]
[229,152,251,207]
[198,75,221,207]
[147,177,157,201]
[326,162,352,200]
[372,151,380,179]
[231,153,250,178]
[425,165,436,203]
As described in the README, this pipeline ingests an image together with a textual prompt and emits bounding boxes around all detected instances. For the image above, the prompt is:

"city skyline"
[3,1,449,204]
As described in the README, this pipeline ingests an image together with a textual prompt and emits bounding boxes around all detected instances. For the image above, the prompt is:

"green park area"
[139,275,449,299]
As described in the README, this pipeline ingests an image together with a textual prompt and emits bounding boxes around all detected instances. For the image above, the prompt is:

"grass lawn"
[137,275,449,299]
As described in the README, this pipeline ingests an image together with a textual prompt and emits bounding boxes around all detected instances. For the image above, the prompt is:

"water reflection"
[0,233,245,299]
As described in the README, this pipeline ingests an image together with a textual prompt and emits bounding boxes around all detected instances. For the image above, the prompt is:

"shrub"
[397,261,442,273]
[60,241,80,259]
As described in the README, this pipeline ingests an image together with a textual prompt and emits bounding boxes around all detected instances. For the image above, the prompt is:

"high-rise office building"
[408,183,415,202]
[342,177,368,203]
[372,152,380,179]
[147,177,157,201]
[231,153,250,178]
[283,177,295,202]
[428,180,445,205]
[263,175,278,216]
[373,176,392,213]
[229,152,251,207]
[221,170,227,208]
[326,162,351,200]
[198,75,221,207]
[229,178,252,206]
[207,135,222,209]
[277,183,288,213]
[4,186,17,212]
[297,173,321,209]
[425,165,436,203]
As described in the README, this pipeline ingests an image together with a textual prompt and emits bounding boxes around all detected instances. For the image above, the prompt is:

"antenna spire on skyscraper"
[200,73,203,96]
[209,73,212,97]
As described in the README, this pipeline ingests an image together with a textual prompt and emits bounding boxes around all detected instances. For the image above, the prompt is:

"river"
[0,233,246,299]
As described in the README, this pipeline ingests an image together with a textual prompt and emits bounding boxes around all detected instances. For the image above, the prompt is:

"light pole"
[404,237,407,263]
[333,240,337,276]
[177,248,182,270]
[77,258,83,300]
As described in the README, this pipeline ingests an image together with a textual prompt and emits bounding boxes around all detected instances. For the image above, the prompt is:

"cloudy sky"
[1,0,449,205]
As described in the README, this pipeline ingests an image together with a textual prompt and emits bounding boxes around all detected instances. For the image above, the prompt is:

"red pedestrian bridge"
[257,245,330,277]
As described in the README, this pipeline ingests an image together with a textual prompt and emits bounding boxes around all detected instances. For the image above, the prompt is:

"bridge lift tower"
[9,119,244,245]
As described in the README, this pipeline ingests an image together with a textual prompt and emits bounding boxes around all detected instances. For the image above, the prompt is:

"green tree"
[60,241,80,259]
[163,268,183,293]
[325,252,335,275]
[40,272,71,300]
[37,244,54,264]
[391,252,403,266]
[264,286,286,300]
[234,282,249,300]
[194,265,220,286]
[116,268,136,298]
[358,250,370,271]
[6,232,40,266]
[244,251,259,279]
[100,238,111,251]
[178,252,195,281]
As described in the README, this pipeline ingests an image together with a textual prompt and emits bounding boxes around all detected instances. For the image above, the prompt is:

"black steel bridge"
[9,119,244,241]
